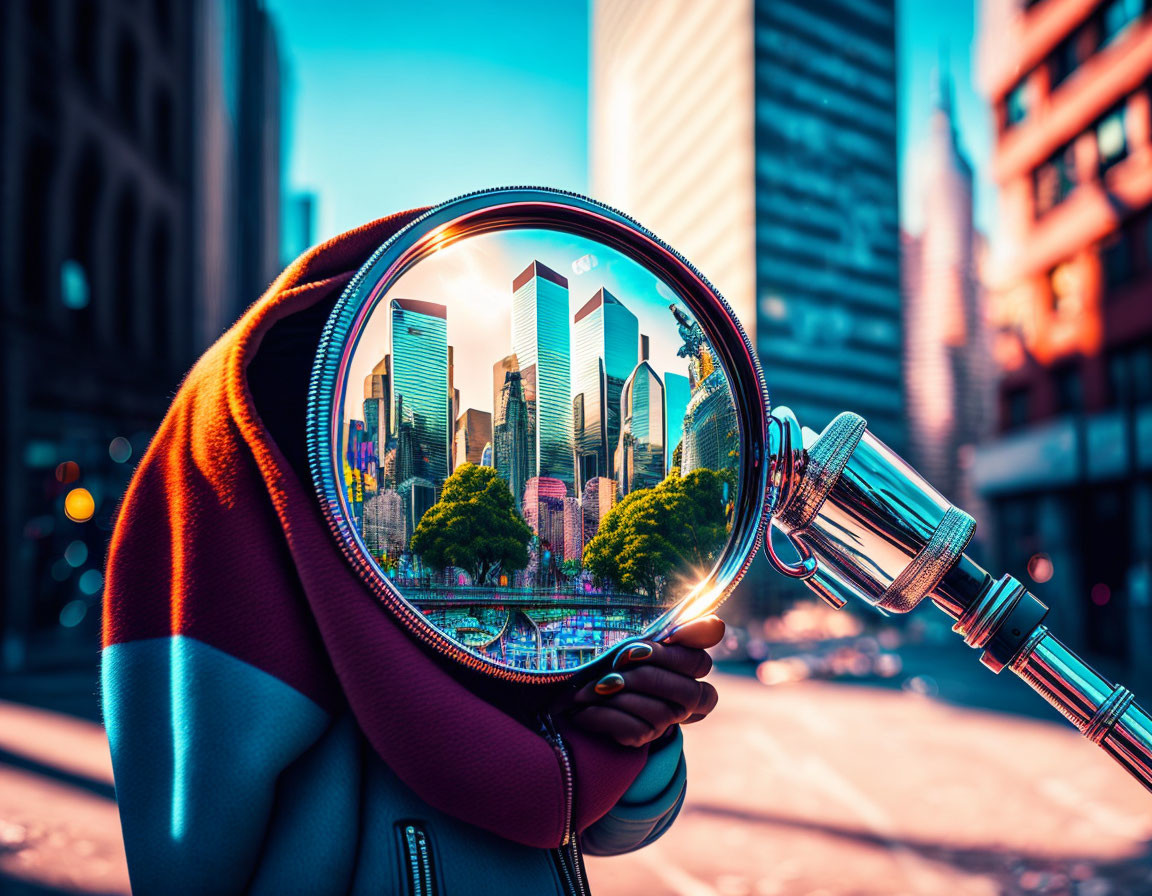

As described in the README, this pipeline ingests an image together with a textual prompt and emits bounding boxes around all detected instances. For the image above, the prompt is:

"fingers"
[577,665,705,716]
[570,706,660,747]
[665,614,725,649]
[682,682,719,723]
[613,641,713,678]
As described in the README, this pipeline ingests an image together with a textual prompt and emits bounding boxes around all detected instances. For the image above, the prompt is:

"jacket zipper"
[540,714,588,896]
[400,823,436,896]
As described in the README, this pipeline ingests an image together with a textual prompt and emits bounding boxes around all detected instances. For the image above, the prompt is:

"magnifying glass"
[308,187,1152,792]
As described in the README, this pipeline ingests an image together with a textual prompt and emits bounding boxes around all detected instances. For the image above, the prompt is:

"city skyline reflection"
[334,227,741,671]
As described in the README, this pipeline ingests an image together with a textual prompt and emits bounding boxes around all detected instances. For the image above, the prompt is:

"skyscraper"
[573,288,640,489]
[390,299,450,488]
[494,369,532,503]
[454,408,493,469]
[363,355,391,460]
[663,372,692,473]
[512,261,574,492]
[619,362,666,495]
[523,476,568,578]
[902,63,991,513]
[592,0,903,450]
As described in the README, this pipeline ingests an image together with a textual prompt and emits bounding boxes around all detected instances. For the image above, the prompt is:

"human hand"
[562,615,724,748]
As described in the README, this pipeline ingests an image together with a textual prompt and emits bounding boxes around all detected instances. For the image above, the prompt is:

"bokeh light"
[108,437,132,463]
[1091,583,1111,606]
[1027,552,1054,584]
[64,540,88,568]
[64,488,95,523]
[59,599,88,627]
[78,569,104,596]
[55,461,80,484]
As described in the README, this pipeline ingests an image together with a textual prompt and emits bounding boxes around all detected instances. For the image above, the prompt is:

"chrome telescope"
[766,407,1152,793]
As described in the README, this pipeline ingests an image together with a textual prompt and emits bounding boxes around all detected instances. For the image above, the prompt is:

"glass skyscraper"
[619,361,666,495]
[663,372,691,473]
[592,0,902,449]
[493,369,532,503]
[390,299,450,488]
[512,261,574,493]
[573,287,640,491]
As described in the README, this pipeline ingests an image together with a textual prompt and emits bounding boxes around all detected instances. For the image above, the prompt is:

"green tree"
[410,464,532,585]
[583,468,730,597]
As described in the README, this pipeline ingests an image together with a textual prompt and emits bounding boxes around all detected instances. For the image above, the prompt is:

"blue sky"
[268,0,995,243]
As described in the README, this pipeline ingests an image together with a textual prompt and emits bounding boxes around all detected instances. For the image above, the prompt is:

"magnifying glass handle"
[770,409,1152,794]
[1010,625,1152,792]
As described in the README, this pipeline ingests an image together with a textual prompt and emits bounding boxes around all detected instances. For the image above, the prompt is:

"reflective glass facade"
[390,299,450,487]
[663,372,691,472]
[573,288,640,489]
[619,361,665,495]
[754,0,903,449]
[512,262,574,492]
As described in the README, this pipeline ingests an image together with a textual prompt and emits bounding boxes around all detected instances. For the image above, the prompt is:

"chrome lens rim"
[306,186,771,682]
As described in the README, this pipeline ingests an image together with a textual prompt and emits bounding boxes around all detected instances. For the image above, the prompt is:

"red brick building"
[975,0,1152,675]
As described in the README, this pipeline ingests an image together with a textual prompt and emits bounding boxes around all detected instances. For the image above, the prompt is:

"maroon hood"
[103,209,649,848]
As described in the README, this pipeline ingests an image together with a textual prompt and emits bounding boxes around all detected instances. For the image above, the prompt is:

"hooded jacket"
[101,210,687,895]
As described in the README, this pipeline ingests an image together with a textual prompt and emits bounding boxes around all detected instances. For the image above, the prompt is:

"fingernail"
[614,642,653,668]
[594,673,626,696]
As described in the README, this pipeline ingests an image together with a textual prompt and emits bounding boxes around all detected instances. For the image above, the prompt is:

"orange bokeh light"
[64,488,95,523]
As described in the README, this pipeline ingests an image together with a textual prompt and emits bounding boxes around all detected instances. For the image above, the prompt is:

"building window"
[1053,363,1083,414]
[1096,104,1129,174]
[1005,78,1030,128]
[1101,226,1135,292]
[1100,0,1144,47]
[1049,32,1083,91]
[1035,144,1077,214]
[1108,340,1152,406]
[1005,385,1031,429]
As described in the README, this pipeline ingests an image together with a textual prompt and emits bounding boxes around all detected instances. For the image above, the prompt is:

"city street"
[2,647,1151,896]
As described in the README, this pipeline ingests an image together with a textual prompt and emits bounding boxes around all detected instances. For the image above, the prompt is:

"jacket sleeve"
[102,634,348,896]
[579,726,687,856]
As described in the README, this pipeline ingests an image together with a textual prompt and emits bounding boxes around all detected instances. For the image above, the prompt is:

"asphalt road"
[2,652,1150,895]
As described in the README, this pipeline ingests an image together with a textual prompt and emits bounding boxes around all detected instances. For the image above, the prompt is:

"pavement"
[2,644,1151,896]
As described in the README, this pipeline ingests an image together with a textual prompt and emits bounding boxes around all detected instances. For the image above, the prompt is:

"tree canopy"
[410,464,532,585]
[582,468,730,598]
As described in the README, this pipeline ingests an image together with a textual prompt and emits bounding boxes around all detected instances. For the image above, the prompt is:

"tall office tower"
[455,409,493,469]
[975,0,1152,669]
[493,354,520,414]
[363,355,391,459]
[390,299,450,487]
[592,0,903,451]
[363,489,407,559]
[902,65,992,512]
[448,345,457,467]
[640,333,650,362]
[619,362,666,495]
[494,370,533,503]
[512,261,574,491]
[398,476,437,540]
[563,497,584,564]
[581,476,617,543]
[663,372,692,473]
[522,476,569,561]
[573,288,640,489]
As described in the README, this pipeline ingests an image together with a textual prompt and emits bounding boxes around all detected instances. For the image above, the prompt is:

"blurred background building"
[975,0,1152,682]
[0,0,286,675]
[592,0,903,615]
[901,61,993,526]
